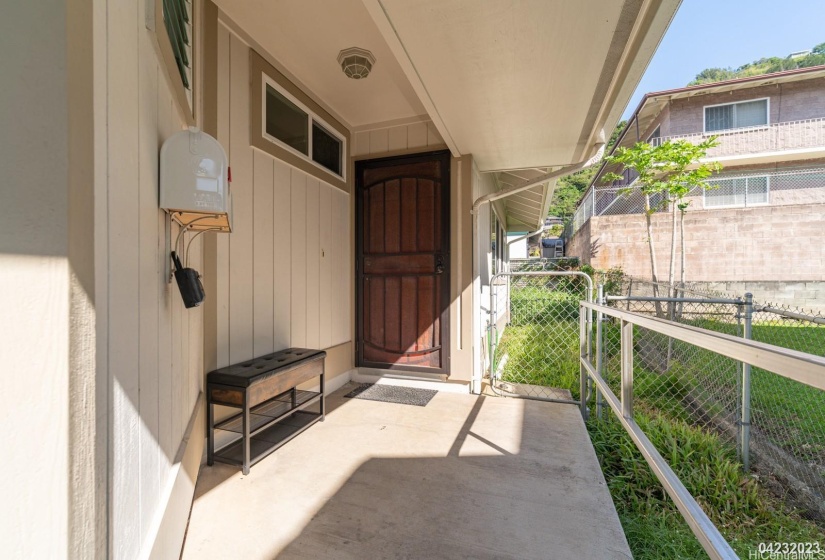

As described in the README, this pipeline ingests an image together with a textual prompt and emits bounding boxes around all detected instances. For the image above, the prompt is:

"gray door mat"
[343,383,437,407]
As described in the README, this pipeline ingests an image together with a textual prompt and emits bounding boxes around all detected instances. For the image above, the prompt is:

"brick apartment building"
[566,65,825,310]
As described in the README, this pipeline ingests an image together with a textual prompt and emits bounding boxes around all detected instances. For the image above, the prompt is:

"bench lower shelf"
[214,389,320,436]
[211,410,321,470]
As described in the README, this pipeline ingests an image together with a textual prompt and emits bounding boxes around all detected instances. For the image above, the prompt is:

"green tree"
[602,138,721,302]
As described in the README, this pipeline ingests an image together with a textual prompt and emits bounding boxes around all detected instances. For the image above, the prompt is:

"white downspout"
[470,140,606,394]
[507,224,546,254]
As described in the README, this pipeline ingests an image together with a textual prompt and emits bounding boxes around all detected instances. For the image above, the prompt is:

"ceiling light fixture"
[338,47,375,80]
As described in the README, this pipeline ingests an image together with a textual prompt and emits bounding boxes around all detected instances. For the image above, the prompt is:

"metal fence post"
[591,187,596,220]
[596,284,605,419]
[579,302,589,420]
[621,319,634,419]
[741,292,753,471]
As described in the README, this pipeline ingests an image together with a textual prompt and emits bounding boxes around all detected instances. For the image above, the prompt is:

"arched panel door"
[356,151,450,374]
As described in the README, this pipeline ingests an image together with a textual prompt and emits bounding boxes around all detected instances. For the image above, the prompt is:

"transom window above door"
[704,98,769,133]
[262,77,345,179]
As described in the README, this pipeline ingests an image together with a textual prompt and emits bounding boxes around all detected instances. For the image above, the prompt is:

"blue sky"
[622,0,825,119]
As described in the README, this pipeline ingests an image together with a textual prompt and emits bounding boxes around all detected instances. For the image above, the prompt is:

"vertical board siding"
[352,120,444,157]
[216,24,231,368]
[106,3,203,557]
[305,177,321,349]
[108,0,141,554]
[216,24,351,367]
[228,32,254,365]
[137,31,160,543]
[156,74,174,473]
[335,189,352,341]
[319,187,332,348]
[290,169,308,347]
[272,159,292,350]
[253,151,275,357]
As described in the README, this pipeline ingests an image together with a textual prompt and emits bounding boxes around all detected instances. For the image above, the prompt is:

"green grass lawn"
[588,412,824,559]
[496,324,581,398]
[664,319,825,468]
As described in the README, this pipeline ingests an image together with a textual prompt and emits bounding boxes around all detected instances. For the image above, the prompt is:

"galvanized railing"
[655,117,825,157]
[578,300,825,560]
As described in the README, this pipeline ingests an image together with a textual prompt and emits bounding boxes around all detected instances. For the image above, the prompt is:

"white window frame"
[702,97,770,134]
[703,174,770,209]
[261,75,347,181]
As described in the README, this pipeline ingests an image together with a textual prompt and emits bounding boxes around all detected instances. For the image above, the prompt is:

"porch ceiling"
[494,168,555,232]
[365,0,680,171]
[213,0,427,128]
[216,0,679,231]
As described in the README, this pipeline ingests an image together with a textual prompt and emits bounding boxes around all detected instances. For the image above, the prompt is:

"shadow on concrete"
[271,395,630,560]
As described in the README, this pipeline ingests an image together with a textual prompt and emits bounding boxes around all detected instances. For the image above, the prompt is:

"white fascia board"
[361,0,461,157]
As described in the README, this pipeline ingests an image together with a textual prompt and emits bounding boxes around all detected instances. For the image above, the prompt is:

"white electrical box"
[160,127,232,232]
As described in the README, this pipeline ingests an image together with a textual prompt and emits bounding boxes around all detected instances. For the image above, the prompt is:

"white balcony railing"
[654,117,825,158]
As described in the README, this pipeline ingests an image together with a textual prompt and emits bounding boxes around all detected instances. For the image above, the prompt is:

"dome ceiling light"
[338,47,376,80]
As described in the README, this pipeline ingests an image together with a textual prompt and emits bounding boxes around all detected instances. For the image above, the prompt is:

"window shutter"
[163,0,191,91]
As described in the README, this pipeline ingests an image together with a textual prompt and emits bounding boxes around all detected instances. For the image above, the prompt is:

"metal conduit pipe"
[470,139,606,394]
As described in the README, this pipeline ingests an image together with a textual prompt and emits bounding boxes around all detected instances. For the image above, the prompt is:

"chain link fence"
[486,262,824,526]
[599,277,825,525]
[488,271,591,402]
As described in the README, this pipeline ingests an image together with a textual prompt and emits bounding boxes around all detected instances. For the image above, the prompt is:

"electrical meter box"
[160,127,232,232]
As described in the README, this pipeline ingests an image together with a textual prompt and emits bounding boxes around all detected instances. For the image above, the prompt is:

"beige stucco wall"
[568,203,825,283]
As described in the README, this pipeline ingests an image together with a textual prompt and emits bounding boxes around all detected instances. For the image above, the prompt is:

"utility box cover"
[160,127,232,232]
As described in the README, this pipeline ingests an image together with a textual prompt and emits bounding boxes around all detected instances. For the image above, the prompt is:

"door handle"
[435,253,445,275]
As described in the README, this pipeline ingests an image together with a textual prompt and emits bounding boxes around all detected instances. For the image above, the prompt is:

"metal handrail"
[579,301,825,560]
[581,301,825,391]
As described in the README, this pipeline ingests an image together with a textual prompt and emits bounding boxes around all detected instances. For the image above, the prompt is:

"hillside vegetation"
[689,41,825,85]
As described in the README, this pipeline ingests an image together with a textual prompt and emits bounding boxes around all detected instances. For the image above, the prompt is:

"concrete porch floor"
[182,383,631,559]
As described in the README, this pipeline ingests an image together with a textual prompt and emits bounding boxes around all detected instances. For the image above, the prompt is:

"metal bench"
[206,348,326,474]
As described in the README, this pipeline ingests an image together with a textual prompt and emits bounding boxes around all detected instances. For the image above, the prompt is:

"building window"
[265,86,309,155]
[704,175,769,208]
[312,122,343,176]
[648,126,661,146]
[262,77,345,179]
[704,99,768,133]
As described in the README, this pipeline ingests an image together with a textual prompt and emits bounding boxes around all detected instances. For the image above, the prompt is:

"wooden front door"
[356,151,450,374]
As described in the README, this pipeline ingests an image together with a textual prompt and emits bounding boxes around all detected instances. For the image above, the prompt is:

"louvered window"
[163,0,192,106]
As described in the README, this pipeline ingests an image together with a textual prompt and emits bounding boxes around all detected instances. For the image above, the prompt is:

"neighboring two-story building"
[566,65,825,309]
